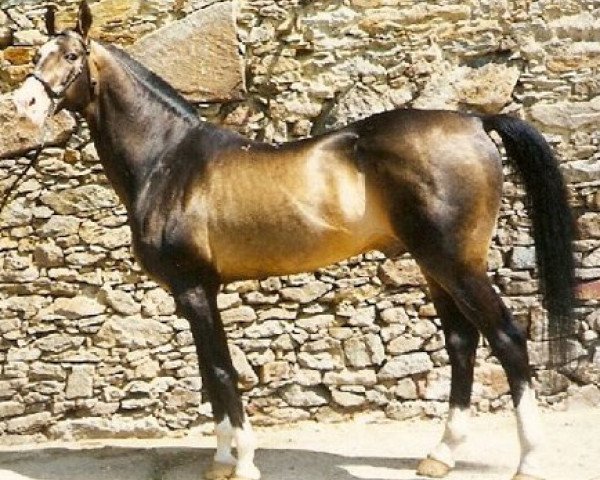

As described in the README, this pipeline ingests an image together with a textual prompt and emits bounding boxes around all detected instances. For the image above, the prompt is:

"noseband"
[26,33,90,101]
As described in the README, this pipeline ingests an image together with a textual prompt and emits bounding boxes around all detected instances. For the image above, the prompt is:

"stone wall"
[0,0,599,442]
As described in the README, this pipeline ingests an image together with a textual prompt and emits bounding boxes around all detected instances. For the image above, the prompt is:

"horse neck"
[84,42,198,210]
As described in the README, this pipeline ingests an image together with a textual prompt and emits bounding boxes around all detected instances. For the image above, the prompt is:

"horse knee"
[445,331,478,355]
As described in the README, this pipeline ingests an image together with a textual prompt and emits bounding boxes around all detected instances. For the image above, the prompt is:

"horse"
[12,3,576,480]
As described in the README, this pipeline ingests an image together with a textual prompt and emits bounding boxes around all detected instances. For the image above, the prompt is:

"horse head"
[13,1,93,126]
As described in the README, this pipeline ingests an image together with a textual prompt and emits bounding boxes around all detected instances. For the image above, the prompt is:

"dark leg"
[436,272,544,480]
[417,277,480,478]
[172,277,260,480]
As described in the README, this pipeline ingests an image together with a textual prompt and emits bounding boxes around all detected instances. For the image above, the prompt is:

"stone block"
[6,412,51,434]
[65,365,94,399]
[94,316,171,348]
[128,2,245,102]
[280,384,329,407]
[377,352,433,380]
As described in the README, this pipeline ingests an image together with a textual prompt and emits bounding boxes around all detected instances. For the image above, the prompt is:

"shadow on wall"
[0,445,498,480]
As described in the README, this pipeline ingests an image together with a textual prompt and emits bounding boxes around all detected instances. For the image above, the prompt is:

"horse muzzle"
[12,76,53,128]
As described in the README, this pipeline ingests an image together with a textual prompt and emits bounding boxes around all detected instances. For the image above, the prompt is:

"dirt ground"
[0,409,598,480]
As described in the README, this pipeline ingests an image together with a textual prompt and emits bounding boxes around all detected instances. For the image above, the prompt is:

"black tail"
[482,114,576,366]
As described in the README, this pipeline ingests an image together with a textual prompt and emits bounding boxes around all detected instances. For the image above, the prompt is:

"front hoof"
[416,457,451,478]
[512,475,545,480]
[204,461,236,480]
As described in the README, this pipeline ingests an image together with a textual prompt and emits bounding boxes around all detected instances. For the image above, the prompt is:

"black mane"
[102,42,200,125]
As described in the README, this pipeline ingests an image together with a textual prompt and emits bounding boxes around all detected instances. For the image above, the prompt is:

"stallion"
[12,3,575,480]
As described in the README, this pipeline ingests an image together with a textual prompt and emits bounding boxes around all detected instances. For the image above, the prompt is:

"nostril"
[28,98,36,106]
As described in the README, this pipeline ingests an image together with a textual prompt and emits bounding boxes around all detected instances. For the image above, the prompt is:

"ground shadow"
[0,445,500,480]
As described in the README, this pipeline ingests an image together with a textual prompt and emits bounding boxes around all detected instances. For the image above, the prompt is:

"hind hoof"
[204,461,236,480]
[416,457,451,478]
[230,464,261,480]
[513,475,544,480]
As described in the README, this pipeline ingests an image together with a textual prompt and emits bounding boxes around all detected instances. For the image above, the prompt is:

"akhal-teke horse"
[11,3,576,480]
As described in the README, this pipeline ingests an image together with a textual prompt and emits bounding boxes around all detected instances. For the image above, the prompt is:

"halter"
[26,32,90,102]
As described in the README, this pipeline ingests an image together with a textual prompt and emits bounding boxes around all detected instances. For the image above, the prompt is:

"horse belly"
[213,225,389,282]
[209,185,395,282]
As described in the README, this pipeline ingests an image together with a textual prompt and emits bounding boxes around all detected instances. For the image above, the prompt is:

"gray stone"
[387,335,423,355]
[104,288,141,316]
[0,198,33,228]
[79,224,132,249]
[395,377,418,400]
[134,359,160,380]
[323,369,377,386]
[129,2,244,102]
[41,185,119,215]
[221,306,258,325]
[510,246,536,270]
[217,293,242,310]
[347,306,376,327]
[381,307,410,324]
[94,317,172,348]
[293,369,322,387]
[0,401,25,418]
[65,365,94,399]
[562,159,600,183]
[385,401,424,420]
[280,384,329,407]
[331,390,366,408]
[297,352,337,371]
[280,281,332,304]
[531,96,600,130]
[229,344,258,389]
[29,362,66,381]
[365,334,385,365]
[52,296,105,318]
[296,314,335,333]
[244,320,285,338]
[378,352,433,380]
[48,416,167,440]
[344,337,371,368]
[34,334,84,353]
[39,216,81,237]
[141,288,176,316]
[6,412,52,433]
[414,63,519,114]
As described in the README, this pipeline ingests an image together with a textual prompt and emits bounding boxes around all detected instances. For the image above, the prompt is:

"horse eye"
[65,52,78,62]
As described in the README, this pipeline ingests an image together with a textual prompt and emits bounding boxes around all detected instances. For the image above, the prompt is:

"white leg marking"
[515,383,544,477]
[234,421,260,480]
[428,407,470,468]
[214,417,236,466]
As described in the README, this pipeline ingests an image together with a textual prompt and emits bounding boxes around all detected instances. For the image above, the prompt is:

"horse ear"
[45,4,56,36]
[75,1,92,39]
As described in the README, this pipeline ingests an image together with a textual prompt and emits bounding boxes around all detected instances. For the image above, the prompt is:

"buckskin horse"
[12,2,576,480]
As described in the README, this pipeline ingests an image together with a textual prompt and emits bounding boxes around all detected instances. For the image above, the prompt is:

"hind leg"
[417,277,480,478]
[431,270,544,480]
[173,276,260,480]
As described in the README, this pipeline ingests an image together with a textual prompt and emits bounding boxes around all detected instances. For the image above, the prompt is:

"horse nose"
[28,97,36,106]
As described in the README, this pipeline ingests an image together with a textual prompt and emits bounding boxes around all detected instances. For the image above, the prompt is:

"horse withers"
[12,3,576,480]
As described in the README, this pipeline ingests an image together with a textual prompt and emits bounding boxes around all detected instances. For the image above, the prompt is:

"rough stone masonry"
[0,0,599,443]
